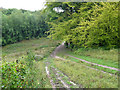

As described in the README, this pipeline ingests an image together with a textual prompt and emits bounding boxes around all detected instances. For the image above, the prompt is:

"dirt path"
[45,57,79,88]
[51,41,119,72]
[44,42,80,88]
[50,66,79,88]
[45,62,56,88]
[67,55,120,71]
[45,41,118,88]
[51,41,66,57]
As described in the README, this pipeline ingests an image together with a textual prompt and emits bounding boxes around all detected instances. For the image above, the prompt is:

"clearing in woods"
[2,38,118,88]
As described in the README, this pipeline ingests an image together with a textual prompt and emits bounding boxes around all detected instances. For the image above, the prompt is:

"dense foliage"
[45,2,119,49]
[1,9,49,46]
[1,2,119,88]
[1,2,119,49]
[2,38,60,88]
[2,51,43,88]
[2,61,28,88]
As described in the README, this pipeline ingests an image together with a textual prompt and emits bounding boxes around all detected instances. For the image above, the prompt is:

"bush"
[2,9,49,46]
[2,51,36,88]
[2,61,28,88]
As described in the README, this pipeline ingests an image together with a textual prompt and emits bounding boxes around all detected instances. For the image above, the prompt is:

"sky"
[0,0,46,11]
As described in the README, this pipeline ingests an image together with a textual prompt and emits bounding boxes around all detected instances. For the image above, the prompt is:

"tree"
[46,2,119,49]
[2,9,49,46]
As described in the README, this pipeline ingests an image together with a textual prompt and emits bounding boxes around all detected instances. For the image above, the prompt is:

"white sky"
[0,0,46,11]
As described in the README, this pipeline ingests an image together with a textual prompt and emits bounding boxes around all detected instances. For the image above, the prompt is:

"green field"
[2,38,59,62]
[2,38,59,88]
[56,47,119,74]
[1,2,119,89]
[2,38,118,88]
[50,58,118,88]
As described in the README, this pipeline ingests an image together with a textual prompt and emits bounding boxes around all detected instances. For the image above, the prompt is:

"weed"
[52,58,118,88]
[2,38,60,88]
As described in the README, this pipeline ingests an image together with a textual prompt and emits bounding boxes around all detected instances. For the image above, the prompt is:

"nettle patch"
[2,61,29,88]
[2,51,36,88]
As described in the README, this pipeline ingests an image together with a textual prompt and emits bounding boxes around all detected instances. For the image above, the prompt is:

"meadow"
[2,38,59,88]
[1,2,119,89]
[2,38,119,88]
[57,47,119,74]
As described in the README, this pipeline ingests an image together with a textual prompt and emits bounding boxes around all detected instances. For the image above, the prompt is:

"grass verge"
[56,48,118,74]
[51,58,118,88]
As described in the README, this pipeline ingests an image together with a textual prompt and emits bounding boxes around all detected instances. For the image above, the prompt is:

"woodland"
[1,2,119,88]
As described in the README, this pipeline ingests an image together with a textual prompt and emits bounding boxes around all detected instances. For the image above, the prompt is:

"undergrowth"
[2,38,60,88]
[2,51,52,88]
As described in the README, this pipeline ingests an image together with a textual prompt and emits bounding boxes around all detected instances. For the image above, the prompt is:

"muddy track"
[67,55,120,71]
[53,55,117,76]
[45,62,56,88]
[45,57,79,88]
[45,42,118,88]
[50,42,66,58]
[52,42,119,71]
[45,60,64,88]
[50,66,80,88]
[51,42,119,75]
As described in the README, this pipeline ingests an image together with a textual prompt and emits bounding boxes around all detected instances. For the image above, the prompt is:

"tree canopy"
[1,2,119,49]
[45,2,119,49]
[1,9,49,46]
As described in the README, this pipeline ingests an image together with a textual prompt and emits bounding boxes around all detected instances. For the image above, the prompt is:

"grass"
[2,55,52,88]
[2,38,59,62]
[68,52,118,68]
[51,58,118,88]
[56,47,118,74]
[2,38,60,88]
[67,56,118,74]
[0,47,1,56]
[30,60,52,88]
[45,57,79,88]
[3,38,58,54]
[2,38,119,88]
[74,48,118,62]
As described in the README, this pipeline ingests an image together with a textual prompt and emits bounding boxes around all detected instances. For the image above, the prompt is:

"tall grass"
[74,48,118,62]
[2,38,59,62]
[2,38,60,88]
[2,52,52,88]
[57,47,118,74]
